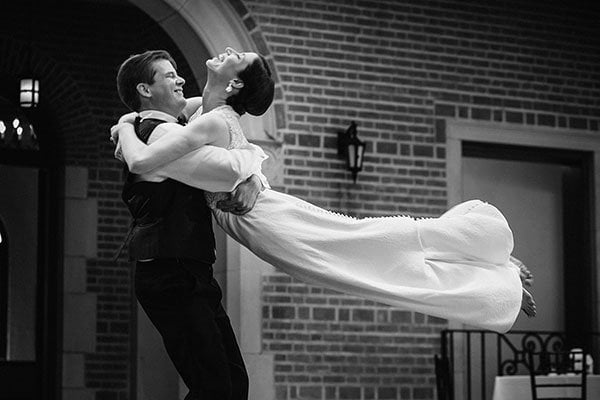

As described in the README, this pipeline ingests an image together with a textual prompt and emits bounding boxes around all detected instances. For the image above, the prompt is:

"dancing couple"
[112,47,535,400]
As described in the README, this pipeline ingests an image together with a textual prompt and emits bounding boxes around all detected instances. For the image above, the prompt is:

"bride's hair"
[117,50,177,111]
[226,55,274,116]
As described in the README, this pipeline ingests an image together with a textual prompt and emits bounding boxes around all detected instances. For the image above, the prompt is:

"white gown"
[201,106,522,333]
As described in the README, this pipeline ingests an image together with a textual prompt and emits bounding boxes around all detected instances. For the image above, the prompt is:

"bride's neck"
[201,84,227,114]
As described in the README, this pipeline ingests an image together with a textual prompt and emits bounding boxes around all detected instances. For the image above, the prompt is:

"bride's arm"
[116,112,227,174]
[110,121,269,192]
[153,144,268,192]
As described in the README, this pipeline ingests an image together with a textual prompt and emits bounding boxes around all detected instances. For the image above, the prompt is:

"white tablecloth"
[492,374,600,400]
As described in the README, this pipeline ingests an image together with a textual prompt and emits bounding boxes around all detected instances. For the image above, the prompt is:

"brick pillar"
[61,166,97,400]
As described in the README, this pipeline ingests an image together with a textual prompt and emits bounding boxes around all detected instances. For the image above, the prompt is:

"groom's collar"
[138,110,178,123]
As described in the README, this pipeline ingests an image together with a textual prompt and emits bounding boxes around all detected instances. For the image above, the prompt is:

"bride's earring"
[225,79,244,94]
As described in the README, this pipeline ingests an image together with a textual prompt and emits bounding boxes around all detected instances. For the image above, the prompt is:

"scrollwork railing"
[436,330,598,400]
[497,331,568,375]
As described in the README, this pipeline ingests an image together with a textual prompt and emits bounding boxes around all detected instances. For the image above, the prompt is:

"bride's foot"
[521,288,536,317]
[511,256,533,287]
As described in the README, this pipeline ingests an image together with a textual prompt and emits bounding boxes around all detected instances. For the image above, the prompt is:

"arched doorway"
[125,1,283,398]
[129,0,282,151]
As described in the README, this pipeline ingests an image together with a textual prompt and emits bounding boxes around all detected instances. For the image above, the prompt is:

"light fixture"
[337,121,366,183]
[19,78,39,108]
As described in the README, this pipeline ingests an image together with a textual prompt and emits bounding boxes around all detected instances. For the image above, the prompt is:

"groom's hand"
[216,174,263,215]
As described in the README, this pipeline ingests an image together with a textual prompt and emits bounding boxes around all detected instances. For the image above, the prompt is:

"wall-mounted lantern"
[337,121,366,183]
[19,78,40,108]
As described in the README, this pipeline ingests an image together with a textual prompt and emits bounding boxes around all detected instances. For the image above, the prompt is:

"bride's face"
[206,47,259,80]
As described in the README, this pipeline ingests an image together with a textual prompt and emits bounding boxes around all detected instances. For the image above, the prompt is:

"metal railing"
[436,329,600,400]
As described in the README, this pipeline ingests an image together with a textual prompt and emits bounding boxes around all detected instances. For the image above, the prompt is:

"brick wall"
[262,275,443,400]
[241,0,598,216]
[1,0,599,399]
[235,0,600,399]
[1,2,200,399]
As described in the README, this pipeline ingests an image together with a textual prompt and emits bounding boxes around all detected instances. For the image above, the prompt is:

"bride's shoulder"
[184,111,229,147]
[189,110,227,130]
[212,104,239,117]
[208,105,241,127]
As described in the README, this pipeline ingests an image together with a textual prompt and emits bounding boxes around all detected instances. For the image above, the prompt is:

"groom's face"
[145,59,187,116]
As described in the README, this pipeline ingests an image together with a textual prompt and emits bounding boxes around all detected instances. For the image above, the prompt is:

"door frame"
[0,162,60,400]
[0,99,61,399]
[445,119,600,398]
[446,120,600,331]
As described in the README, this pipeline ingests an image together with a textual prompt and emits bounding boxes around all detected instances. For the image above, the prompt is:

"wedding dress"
[201,105,522,333]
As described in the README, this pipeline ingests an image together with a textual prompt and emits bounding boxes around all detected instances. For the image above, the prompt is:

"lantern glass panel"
[20,92,32,106]
[356,142,365,170]
[20,79,33,91]
[347,143,356,169]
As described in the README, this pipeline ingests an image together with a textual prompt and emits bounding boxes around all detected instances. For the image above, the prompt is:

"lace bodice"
[189,104,249,150]
[200,105,249,208]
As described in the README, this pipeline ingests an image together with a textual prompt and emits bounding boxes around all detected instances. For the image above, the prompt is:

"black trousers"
[135,258,248,400]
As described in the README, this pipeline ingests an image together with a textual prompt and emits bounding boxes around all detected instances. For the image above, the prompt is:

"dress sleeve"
[141,106,269,192]
[151,144,268,192]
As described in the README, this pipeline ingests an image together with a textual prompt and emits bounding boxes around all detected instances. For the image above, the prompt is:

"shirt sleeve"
[149,143,269,192]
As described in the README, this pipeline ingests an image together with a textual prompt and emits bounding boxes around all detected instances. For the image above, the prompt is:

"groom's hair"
[116,50,177,111]
[226,55,274,116]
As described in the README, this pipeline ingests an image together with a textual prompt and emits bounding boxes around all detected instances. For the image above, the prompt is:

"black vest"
[121,118,216,263]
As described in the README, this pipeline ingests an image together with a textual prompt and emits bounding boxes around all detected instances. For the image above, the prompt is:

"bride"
[112,47,535,333]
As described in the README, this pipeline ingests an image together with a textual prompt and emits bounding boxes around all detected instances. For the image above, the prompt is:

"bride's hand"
[109,122,129,162]
[110,124,120,145]
[114,141,124,162]
[109,117,137,144]
[110,112,137,146]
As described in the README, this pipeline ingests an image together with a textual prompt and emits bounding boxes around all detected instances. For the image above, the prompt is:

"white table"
[492,374,600,400]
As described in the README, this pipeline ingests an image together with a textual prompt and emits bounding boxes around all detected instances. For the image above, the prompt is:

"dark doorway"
[462,141,596,349]
[0,218,7,359]
[0,97,60,400]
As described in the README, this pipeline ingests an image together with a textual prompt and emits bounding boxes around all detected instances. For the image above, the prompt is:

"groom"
[115,50,264,400]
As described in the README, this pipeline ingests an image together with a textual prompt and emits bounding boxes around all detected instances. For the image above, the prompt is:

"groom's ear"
[136,83,152,98]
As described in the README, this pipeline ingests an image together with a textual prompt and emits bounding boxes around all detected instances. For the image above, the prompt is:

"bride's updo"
[227,55,274,116]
